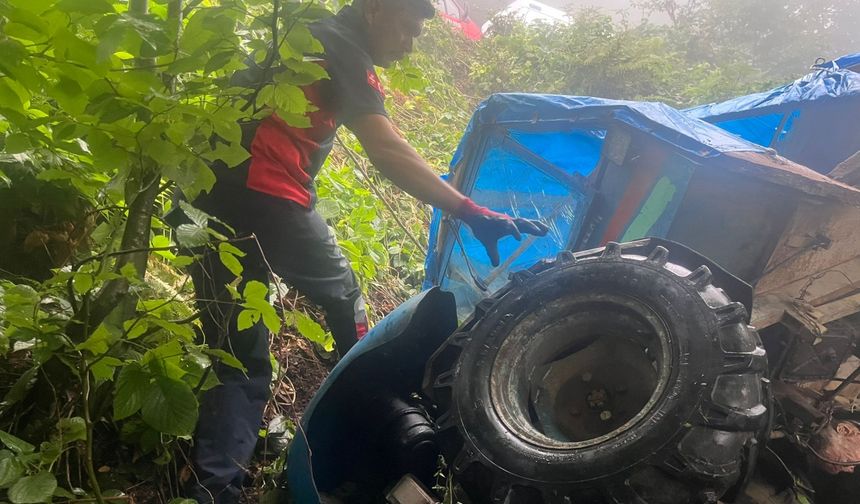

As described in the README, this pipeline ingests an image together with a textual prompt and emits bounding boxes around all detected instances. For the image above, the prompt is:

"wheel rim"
[489,292,673,450]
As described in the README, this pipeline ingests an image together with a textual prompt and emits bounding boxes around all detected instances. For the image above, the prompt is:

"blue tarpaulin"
[817,52,860,72]
[423,94,769,317]
[686,66,860,174]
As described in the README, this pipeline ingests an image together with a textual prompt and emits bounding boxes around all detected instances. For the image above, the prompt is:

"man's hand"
[347,115,549,265]
[454,198,549,266]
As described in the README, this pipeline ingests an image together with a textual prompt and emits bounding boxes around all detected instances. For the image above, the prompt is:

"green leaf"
[90,356,122,381]
[243,280,268,303]
[218,242,246,257]
[204,51,236,74]
[90,96,141,123]
[152,235,171,248]
[55,0,115,15]
[178,200,210,227]
[147,318,195,342]
[72,273,94,295]
[123,320,148,340]
[87,128,129,171]
[7,0,52,15]
[76,323,119,355]
[259,308,281,334]
[170,255,196,268]
[151,235,176,260]
[236,308,260,331]
[203,142,250,168]
[57,417,86,443]
[0,430,35,455]
[315,198,339,220]
[3,284,38,307]
[0,78,26,113]
[238,280,281,334]
[39,440,61,466]
[140,376,198,436]
[144,339,186,379]
[4,133,31,154]
[52,122,79,142]
[290,311,333,351]
[203,348,247,372]
[271,84,309,115]
[50,77,87,115]
[96,22,126,62]
[114,12,173,58]
[53,27,100,70]
[145,138,184,167]
[175,224,209,248]
[120,263,141,282]
[210,117,242,145]
[219,251,243,276]
[8,471,56,504]
[3,7,50,42]
[114,363,150,420]
[0,455,24,489]
[217,242,245,276]
[283,58,329,86]
[796,491,812,504]
[0,366,38,412]
[283,23,323,55]
[225,281,241,301]
[162,157,217,199]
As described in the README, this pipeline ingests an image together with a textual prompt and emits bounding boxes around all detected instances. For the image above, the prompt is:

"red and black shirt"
[230,6,387,207]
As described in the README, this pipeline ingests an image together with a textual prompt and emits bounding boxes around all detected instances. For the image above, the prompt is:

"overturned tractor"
[287,83,860,504]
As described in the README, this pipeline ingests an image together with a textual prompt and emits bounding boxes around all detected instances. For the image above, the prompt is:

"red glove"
[453,198,549,267]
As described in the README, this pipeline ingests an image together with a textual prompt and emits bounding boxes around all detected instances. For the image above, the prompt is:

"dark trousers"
[183,185,367,503]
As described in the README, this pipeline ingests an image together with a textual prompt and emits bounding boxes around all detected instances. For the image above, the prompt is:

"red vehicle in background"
[435,0,483,40]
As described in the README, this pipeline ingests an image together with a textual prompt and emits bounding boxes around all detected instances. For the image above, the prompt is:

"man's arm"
[348,114,466,212]
[348,114,549,266]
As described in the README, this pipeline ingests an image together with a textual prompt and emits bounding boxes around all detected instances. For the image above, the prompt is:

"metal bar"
[826,363,860,399]
[769,112,791,148]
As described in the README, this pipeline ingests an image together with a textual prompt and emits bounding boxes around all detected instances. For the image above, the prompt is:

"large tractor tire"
[424,241,770,503]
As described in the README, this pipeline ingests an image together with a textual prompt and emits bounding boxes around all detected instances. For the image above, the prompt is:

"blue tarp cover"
[817,52,860,72]
[423,94,770,315]
[686,69,860,120]
[449,94,766,165]
[686,67,860,173]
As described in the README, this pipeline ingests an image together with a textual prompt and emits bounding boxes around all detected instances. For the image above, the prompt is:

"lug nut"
[587,388,608,408]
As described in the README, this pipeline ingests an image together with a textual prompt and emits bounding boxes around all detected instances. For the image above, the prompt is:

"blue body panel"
[286,288,458,501]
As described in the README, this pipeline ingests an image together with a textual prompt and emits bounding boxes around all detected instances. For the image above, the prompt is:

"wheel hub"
[490,294,671,448]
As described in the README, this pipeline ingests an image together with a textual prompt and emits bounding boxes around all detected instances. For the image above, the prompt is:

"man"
[183,0,548,501]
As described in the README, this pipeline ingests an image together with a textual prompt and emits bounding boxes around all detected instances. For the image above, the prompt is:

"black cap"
[404,0,436,19]
[353,0,435,20]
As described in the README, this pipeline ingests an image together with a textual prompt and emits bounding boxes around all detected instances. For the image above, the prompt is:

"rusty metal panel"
[754,200,860,327]
[829,150,860,186]
[724,151,860,206]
